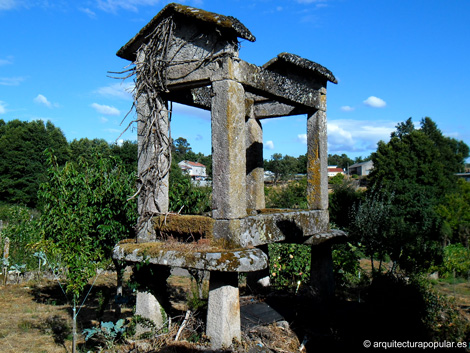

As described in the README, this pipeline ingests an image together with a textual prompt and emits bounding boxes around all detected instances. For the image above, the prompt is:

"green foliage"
[0,204,41,270]
[437,244,470,278]
[83,319,127,349]
[268,243,310,289]
[329,173,344,185]
[265,177,307,209]
[169,159,211,215]
[37,151,137,299]
[412,276,469,341]
[327,153,354,170]
[366,117,468,275]
[0,119,69,207]
[436,179,470,245]
[328,179,363,229]
[331,242,363,288]
[264,153,303,184]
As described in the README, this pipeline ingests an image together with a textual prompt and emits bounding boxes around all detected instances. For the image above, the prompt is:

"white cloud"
[0,76,25,86]
[0,101,6,114]
[297,133,307,144]
[265,140,275,150]
[96,0,161,13]
[104,128,121,134]
[327,119,396,154]
[80,7,96,18]
[100,117,109,123]
[91,103,120,116]
[95,82,133,100]
[0,0,17,10]
[0,56,13,66]
[363,96,386,108]
[34,94,53,108]
[340,105,355,112]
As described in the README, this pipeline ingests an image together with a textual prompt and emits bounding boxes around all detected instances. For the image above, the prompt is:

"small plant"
[33,251,47,272]
[269,243,310,289]
[83,319,126,349]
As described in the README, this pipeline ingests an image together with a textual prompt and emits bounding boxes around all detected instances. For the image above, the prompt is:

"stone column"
[133,265,171,335]
[306,106,328,210]
[211,79,247,220]
[135,51,170,241]
[206,271,240,348]
[245,99,265,211]
[310,241,335,303]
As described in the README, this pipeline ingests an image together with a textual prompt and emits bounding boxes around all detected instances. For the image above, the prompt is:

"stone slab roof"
[263,52,337,84]
[117,3,256,61]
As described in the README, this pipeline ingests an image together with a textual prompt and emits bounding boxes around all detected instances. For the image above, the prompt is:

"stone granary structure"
[113,3,344,348]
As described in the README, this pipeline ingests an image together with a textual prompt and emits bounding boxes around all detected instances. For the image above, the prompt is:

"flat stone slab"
[241,302,284,329]
[113,241,268,272]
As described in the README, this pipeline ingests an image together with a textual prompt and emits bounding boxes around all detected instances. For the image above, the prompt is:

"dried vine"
[111,15,239,239]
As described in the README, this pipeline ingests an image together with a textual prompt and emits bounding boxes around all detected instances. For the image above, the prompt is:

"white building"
[178,160,207,180]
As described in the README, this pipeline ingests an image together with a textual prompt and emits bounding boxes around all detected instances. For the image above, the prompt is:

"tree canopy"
[0,119,69,207]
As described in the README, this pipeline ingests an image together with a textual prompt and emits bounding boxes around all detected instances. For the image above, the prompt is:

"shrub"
[269,243,310,289]
[438,243,470,278]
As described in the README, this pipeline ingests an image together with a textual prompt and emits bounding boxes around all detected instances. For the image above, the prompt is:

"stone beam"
[166,57,325,110]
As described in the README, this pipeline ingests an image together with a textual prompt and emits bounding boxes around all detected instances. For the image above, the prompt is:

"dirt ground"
[1,267,469,353]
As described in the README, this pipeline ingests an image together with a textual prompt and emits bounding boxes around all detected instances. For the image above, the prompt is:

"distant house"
[178,160,207,180]
[456,173,470,182]
[327,166,344,177]
[349,160,374,176]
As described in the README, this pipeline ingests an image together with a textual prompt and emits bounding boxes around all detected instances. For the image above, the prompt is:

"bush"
[265,177,307,209]
[0,204,41,270]
[268,243,310,289]
[329,173,344,185]
[438,243,470,278]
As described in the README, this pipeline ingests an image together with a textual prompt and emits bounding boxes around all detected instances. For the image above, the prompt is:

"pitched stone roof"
[117,3,256,61]
[263,52,337,84]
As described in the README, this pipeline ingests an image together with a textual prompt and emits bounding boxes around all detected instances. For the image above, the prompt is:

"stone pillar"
[310,241,335,302]
[211,79,247,220]
[206,271,240,348]
[133,265,171,335]
[135,50,170,241]
[245,99,265,211]
[306,107,328,210]
[246,244,270,293]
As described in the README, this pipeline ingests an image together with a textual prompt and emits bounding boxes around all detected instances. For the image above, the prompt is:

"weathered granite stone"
[310,242,335,302]
[211,78,247,219]
[246,110,265,211]
[206,272,240,348]
[135,291,166,335]
[307,109,328,210]
[113,243,268,272]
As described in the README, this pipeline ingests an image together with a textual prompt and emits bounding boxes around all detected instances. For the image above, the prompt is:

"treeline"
[0,119,138,208]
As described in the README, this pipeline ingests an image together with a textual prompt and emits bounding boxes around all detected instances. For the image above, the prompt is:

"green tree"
[264,153,300,183]
[436,179,470,246]
[37,151,137,298]
[0,119,69,207]
[328,153,354,170]
[366,118,469,274]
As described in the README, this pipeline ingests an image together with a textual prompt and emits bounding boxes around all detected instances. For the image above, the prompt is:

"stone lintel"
[113,243,268,272]
[166,57,325,110]
[303,229,348,245]
[213,209,330,247]
[165,86,314,119]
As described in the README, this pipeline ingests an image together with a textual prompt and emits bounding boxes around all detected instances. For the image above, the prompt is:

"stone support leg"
[310,242,335,303]
[246,244,270,293]
[211,79,247,220]
[133,265,171,335]
[206,271,240,348]
[306,108,328,210]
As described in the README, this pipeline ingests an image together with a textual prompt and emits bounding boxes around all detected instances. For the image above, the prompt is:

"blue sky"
[1,0,469,161]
